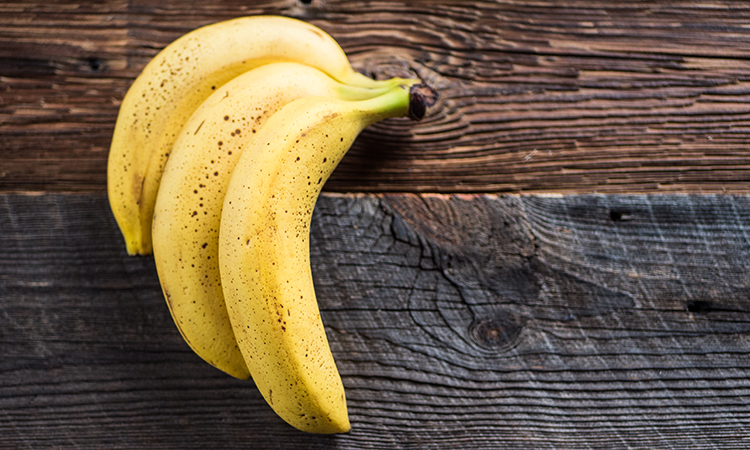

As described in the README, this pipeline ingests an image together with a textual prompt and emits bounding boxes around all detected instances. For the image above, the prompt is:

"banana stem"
[354,82,433,124]
[408,84,437,121]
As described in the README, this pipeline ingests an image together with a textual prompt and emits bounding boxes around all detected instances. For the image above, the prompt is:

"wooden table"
[2,1,749,448]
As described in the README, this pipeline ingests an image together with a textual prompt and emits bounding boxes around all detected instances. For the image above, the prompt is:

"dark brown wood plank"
[2,192,749,449]
[3,1,750,193]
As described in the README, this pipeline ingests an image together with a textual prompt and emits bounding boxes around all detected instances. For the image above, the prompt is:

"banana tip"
[408,84,437,121]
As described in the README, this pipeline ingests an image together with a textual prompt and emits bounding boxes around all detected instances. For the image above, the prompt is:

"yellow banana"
[108,15,415,255]
[151,62,395,380]
[218,86,423,433]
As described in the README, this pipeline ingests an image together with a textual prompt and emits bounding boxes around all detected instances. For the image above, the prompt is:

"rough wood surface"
[3,0,750,193]
[2,192,749,449]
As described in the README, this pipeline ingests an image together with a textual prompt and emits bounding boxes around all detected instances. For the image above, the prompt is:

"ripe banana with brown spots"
[218,85,425,433]
[151,62,397,380]
[107,15,415,255]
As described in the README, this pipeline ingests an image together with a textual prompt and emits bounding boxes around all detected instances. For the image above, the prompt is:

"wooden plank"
[3,1,750,193]
[2,192,749,449]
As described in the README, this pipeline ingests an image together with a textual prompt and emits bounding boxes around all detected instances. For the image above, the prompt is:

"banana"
[108,15,415,255]
[218,85,424,433]
[151,62,397,380]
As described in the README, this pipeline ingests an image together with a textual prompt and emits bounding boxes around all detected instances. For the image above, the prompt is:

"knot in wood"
[468,313,523,352]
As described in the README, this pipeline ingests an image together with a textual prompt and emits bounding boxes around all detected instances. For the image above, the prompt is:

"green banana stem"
[354,84,415,125]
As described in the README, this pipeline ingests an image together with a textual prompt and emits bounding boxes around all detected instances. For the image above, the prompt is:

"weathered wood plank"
[1,192,749,449]
[3,1,750,193]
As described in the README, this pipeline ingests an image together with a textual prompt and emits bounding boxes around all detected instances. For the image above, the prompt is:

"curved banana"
[151,62,395,380]
[108,15,415,255]
[218,86,422,433]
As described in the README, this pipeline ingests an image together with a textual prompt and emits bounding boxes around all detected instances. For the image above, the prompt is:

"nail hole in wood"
[609,210,632,222]
[686,300,713,313]
[87,57,103,72]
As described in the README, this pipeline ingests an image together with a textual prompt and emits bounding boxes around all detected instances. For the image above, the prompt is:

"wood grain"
[3,1,750,193]
[2,192,748,449]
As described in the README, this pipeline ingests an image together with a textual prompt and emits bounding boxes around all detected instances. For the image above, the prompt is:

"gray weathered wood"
[1,192,749,449]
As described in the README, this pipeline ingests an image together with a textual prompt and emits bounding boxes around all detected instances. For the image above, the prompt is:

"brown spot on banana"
[194,119,205,135]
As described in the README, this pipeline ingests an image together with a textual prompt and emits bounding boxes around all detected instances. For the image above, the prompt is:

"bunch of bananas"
[107,15,428,434]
